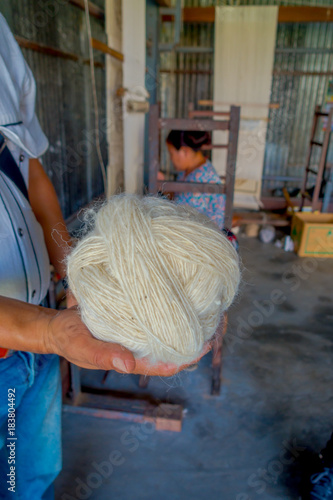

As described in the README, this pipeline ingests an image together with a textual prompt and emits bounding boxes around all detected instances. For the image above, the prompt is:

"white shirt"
[0,13,50,304]
[0,13,48,157]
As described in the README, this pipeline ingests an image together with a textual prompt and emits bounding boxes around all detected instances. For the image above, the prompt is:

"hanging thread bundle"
[67,195,240,366]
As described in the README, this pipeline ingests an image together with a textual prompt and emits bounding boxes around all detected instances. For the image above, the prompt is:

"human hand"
[66,290,78,308]
[157,171,165,181]
[43,307,211,375]
[131,341,212,376]
[44,307,136,372]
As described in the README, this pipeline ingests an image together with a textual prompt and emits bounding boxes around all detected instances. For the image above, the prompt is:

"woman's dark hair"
[166,130,211,152]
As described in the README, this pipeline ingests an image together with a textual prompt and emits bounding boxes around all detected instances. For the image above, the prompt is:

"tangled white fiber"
[67,194,240,366]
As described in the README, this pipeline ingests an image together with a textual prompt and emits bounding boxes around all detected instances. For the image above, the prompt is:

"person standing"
[0,14,207,499]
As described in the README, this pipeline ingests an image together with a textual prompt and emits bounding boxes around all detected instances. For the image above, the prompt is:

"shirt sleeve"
[0,13,48,158]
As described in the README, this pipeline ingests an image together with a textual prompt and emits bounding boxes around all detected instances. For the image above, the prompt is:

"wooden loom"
[138,103,240,395]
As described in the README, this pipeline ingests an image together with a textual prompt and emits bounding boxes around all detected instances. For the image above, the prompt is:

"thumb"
[89,339,136,373]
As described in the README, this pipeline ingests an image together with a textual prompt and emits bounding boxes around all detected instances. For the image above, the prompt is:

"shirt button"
[31,290,36,298]
[18,228,24,237]
[19,154,25,162]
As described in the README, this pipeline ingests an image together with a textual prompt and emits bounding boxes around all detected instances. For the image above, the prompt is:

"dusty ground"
[56,236,333,500]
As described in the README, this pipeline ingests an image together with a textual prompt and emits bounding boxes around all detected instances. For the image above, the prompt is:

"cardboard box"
[291,212,333,258]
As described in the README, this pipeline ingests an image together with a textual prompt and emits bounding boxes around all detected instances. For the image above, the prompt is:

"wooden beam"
[273,70,333,76]
[163,6,333,23]
[16,35,104,68]
[91,37,124,62]
[261,197,313,210]
[83,59,105,69]
[155,0,172,6]
[199,99,279,109]
[188,110,230,118]
[159,117,229,131]
[160,68,212,75]
[15,35,79,61]
[278,6,333,23]
[64,388,183,432]
[157,180,225,195]
[68,0,104,20]
[183,6,214,23]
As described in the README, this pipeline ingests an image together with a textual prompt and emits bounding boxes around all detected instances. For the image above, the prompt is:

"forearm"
[29,158,72,278]
[0,297,209,374]
[38,206,71,279]
[0,296,56,352]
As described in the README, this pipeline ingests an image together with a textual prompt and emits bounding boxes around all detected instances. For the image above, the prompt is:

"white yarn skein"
[67,194,240,366]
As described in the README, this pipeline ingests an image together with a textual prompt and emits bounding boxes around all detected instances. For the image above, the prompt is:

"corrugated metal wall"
[264,21,333,194]
[0,0,107,219]
[160,24,213,118]
[160,0,333,197]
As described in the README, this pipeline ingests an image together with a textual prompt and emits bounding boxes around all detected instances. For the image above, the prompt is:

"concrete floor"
[55,236,333,500]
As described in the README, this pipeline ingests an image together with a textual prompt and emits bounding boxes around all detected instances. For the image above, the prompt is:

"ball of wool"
[67,194,240,366]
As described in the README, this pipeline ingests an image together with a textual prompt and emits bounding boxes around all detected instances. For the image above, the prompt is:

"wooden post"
[312,107,333,211]
[224,106,240,229]
[148,104,160,194]
[300,105,320,211]
[211,313,228,395]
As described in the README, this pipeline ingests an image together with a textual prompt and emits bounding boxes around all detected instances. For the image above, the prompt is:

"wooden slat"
[63,403,147,423]
[83,59,105,69]
[157,181,225,195]
[15,35,79,61]
[163,6,333,23]
[199,99,279,109]
[183,6,215,23]
[202,144,228,150]
[278,6,333,23]
[261,197,313,210]
[160,69,213,75]
[64,390,183,431]
[69,0,104,20]
[189,110,230,118]
[91,38,124,62]
[16,35,104,68]
[159,118,229,131]
[273,70,333,77]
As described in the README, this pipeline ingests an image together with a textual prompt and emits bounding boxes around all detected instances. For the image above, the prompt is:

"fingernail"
[113,357,128,373]
[125,360,134,372]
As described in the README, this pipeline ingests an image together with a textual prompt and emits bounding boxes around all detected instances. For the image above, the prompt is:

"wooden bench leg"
[211,314,228,395]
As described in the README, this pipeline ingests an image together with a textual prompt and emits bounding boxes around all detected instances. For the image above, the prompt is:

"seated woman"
[164,130,225,229]
[160,129,238,249]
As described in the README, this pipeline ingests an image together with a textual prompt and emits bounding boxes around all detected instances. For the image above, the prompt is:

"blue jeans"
[0,352,62,499]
